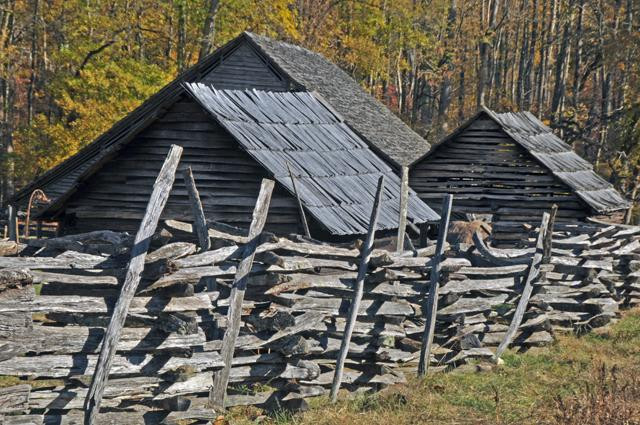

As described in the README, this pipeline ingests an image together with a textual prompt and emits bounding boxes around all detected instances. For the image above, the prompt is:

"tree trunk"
[551,0,573,123]
[477,0,499,107]
[516,0,529,109]
[27,0,39,125]
[571,0,585,107]
[198,0,220,61]
[176,1,187,72]
[524,0,539,109]
[438,0,457,118]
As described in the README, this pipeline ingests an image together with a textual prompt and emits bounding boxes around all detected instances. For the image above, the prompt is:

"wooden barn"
[8,32,438,238]
[410,107,629,238]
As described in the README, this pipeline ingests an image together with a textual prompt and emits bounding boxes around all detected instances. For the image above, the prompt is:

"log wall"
[62,98,305,236]
[410,118,592,244]
[0,220,637,423]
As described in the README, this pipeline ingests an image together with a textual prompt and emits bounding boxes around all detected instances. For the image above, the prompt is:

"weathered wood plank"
[331,176,384,402]
[210,178,275,410]
[182,166,211,251]
[396,166,409,253]
[287,161,310,238]
[417,194,453,376]
[494,211,550,361]
[84,144,183,425]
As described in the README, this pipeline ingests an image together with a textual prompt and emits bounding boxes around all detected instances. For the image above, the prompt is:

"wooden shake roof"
[184,84,438,235]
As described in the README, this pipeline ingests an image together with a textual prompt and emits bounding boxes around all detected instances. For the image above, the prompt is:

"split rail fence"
[0,146,637,424]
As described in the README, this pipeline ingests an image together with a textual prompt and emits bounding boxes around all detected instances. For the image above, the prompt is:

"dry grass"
[227,309,640,425]
[553,364,640,425]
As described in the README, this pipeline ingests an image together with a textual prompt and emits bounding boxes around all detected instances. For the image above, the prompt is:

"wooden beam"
[493,211,551,362]
[286,162,310,238]
[417,194,453,376]
[330,176,385,403]
[209,178,275,410]
[83,144,183,425]
[7,206,16,243]
[182,166,211,251]
[542,204,558,264]
[396,166,409,253]
[419,223,429,248]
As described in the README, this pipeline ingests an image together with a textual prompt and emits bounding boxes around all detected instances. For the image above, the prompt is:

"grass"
[226,309,640,425]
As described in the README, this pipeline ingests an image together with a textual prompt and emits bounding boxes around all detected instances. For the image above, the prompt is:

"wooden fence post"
[419,223,429,247]
[396,166,409,253]
[417,194,453,376]
[542,205,558,264]
[209,179,275,410]
[493,211,551,362]
[83,145,183,425]
[7,205,16,243]
[182,166,211,252]
[330,176,385,403]
[286,162,311,238]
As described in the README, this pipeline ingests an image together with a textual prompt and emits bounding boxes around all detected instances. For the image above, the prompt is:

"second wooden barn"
[410,107,629,243]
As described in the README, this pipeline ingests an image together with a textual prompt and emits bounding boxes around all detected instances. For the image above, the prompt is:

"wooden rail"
[494,210,551,361]
[209,179,275,410]
[83,145,183,425]
[418,194,453,376]
[330,176,385,402]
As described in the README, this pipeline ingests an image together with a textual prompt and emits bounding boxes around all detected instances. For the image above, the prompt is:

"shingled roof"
[413,107,630,214]
[9,31,428,211]
[244,32,430,167]
[184,83,438,235]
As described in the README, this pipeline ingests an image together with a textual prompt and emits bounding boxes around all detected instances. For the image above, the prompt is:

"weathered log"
[0,384,30,414]
[331,174,383,403]
[182,167,211,251]
[1,324,207,355]
[0,293,212,314]
[27,231,132,255]
[85,144,183,425]
[494,212,550,361]
[272,293,414,316]
[0,269,33,292]
[396,166,409,253]
[418,194,453,376]
[210,179,274,410]
[0,413,42,425]
[146,242,196,263]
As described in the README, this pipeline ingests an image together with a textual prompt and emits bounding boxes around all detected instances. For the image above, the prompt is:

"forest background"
[0,0,638,219]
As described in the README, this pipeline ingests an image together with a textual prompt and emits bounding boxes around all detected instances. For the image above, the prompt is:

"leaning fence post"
[183,166,211,251]
[494,210,551,362]
[209,178,275,410]
[286,161,311,238]
[396,166,409,253]
[330,176,385,403]
[83,145,183,425]
[542,204,558,264]
[417,194,453,376]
